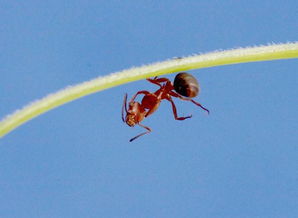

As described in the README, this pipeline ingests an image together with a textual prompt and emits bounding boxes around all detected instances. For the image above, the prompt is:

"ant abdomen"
[173,72,200,98]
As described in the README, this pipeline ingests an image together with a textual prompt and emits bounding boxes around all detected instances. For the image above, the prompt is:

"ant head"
[126,115,136,127]
[125,101,141,127]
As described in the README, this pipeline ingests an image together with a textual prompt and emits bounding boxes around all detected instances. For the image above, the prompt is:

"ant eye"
[174,72,200,98]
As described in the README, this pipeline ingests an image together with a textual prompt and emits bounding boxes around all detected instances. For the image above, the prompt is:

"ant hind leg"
[170,91,209,114]
[190,99,210,114]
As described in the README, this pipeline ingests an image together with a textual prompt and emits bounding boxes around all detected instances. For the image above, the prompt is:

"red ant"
[122,72,209,142]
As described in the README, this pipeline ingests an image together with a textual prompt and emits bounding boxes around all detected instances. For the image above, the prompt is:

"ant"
[122,72,209,142]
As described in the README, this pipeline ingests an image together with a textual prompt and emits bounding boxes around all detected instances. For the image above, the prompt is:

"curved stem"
[1,42,298,138]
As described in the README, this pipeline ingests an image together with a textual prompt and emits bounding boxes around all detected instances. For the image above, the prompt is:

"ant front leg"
[166,97,192,121]
[129,123,152,142]
[130,90,151,102]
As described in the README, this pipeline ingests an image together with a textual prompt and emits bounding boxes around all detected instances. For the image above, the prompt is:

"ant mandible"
[122,72,209,142]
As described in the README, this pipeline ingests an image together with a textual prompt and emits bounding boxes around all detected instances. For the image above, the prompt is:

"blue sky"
[0,1,297,217]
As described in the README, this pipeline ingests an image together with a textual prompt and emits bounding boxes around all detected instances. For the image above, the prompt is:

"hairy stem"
[1,42,298,138]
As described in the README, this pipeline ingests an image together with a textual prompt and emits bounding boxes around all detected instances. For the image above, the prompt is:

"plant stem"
[1,42,298,138]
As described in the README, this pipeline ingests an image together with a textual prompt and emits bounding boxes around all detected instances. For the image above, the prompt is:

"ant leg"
[190,99,210,114]
[166,97,192,121]
[130,90,151,102]
[170,91,210,114]
[147,77,171,87]
[122,93,128,122]
[129,123,152,142]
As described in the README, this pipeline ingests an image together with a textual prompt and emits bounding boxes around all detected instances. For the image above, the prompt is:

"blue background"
[1,1,297,217]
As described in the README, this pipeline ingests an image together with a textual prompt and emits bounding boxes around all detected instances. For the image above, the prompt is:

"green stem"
[1,42,298,138]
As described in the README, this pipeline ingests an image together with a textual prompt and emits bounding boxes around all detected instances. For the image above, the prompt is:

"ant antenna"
[122,93,128,122]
